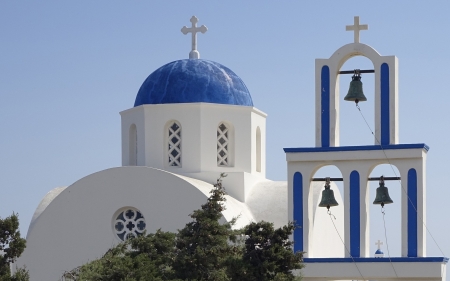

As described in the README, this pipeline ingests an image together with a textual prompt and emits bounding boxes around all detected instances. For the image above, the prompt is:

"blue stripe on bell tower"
[350,170,360,257]
[408,168,418,257]
[381,63,390,145]
[321,66,330,147]
[293,172,303,252]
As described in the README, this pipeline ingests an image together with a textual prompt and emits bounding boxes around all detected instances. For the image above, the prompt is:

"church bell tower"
[285,16,448,281]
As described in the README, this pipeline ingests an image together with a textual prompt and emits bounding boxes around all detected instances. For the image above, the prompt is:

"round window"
[113,207,146,241]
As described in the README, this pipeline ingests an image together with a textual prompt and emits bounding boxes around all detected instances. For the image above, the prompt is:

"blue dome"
[375,249,384,254]
[134,59,253,107]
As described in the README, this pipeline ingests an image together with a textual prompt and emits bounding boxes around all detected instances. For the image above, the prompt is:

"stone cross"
[181,16,208,59]
[375,240,383,250]
[346,16,368,43]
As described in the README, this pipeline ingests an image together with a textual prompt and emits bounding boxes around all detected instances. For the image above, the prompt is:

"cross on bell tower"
[181,16,208,59]
[346,16,368,43]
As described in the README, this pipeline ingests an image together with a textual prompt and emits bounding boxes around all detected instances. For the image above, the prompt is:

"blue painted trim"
[293,172,303,252]
[350,171,360,257]
[381,63,390,145]
[408,169,418,257]
[284,143,429,153]
[303,257,449,263]
[321,66,330,147]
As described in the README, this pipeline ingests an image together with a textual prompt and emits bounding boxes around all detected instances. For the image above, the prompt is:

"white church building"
[16,16,447,281]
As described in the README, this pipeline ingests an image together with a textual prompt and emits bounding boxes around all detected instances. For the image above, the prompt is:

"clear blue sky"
[1,0,449,274]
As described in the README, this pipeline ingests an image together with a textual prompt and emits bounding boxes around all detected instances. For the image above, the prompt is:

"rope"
[381,206,400,278]
[355,103,446,258]
[327,210,366,281]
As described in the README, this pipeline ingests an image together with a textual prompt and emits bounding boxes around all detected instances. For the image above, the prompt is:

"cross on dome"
[375,239,383,250]
[346,16,368,43]
[181,16,208,59]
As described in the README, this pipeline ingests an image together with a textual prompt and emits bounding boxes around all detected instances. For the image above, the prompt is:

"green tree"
[240,221,303,281]
[72,230,179,281]
[173,173,238,281]
[0,213,29,281]
[69,174,303,281]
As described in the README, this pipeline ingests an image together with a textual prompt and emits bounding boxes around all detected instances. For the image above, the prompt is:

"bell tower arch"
[315,19,398,147]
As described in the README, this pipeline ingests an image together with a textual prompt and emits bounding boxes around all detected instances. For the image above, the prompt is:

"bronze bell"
[318,178,339,210]
[373,176,394,207]
[344,71,367,103]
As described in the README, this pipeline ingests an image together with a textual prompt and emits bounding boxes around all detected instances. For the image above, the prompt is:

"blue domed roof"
[134,59,253,107]
[375,249,384,254]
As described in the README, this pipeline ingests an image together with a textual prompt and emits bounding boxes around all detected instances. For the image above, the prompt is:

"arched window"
[129,124,137,166]
[167,121,181,167]
[217,122,231,166]
[256,127,261,172]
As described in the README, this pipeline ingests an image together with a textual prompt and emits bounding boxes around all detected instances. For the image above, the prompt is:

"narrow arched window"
[129,124,137,166]
[217,123,230,166]
[256,127,261,172]
[168,121,181,167]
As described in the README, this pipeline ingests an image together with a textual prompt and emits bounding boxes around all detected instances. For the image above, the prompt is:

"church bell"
[344,71,367,103]
[373,176,394,207]
[318,178,339,210]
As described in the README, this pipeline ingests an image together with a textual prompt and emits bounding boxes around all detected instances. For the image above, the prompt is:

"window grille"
[113,208,146,241]
[217,123,229,166]
[168,122,182,167]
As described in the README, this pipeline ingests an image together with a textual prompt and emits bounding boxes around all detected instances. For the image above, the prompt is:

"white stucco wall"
[120,103,267,177]
[17,166,261,281]
[27,186,66,238]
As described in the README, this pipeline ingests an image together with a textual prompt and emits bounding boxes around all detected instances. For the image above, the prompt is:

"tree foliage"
[0,213,29,281]
[173,174,238,281]
[67,174,303,281]
[71,231,177,281]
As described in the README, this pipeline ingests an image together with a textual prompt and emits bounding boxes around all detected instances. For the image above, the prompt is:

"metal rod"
[339,69,375,74]
[312,178,343,181]
[312,177,400,181]
[368,177,401,181]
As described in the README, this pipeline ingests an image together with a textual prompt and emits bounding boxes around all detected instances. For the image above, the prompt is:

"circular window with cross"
[112,207,146,241]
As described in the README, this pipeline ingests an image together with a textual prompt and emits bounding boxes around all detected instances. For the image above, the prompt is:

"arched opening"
[166,120,182,167]
[368,163,402,257]
[129,124,137,166]
[338,56,375,146]
[310,165,345,258]
[256,127,261,172]
[217,122,234,167]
